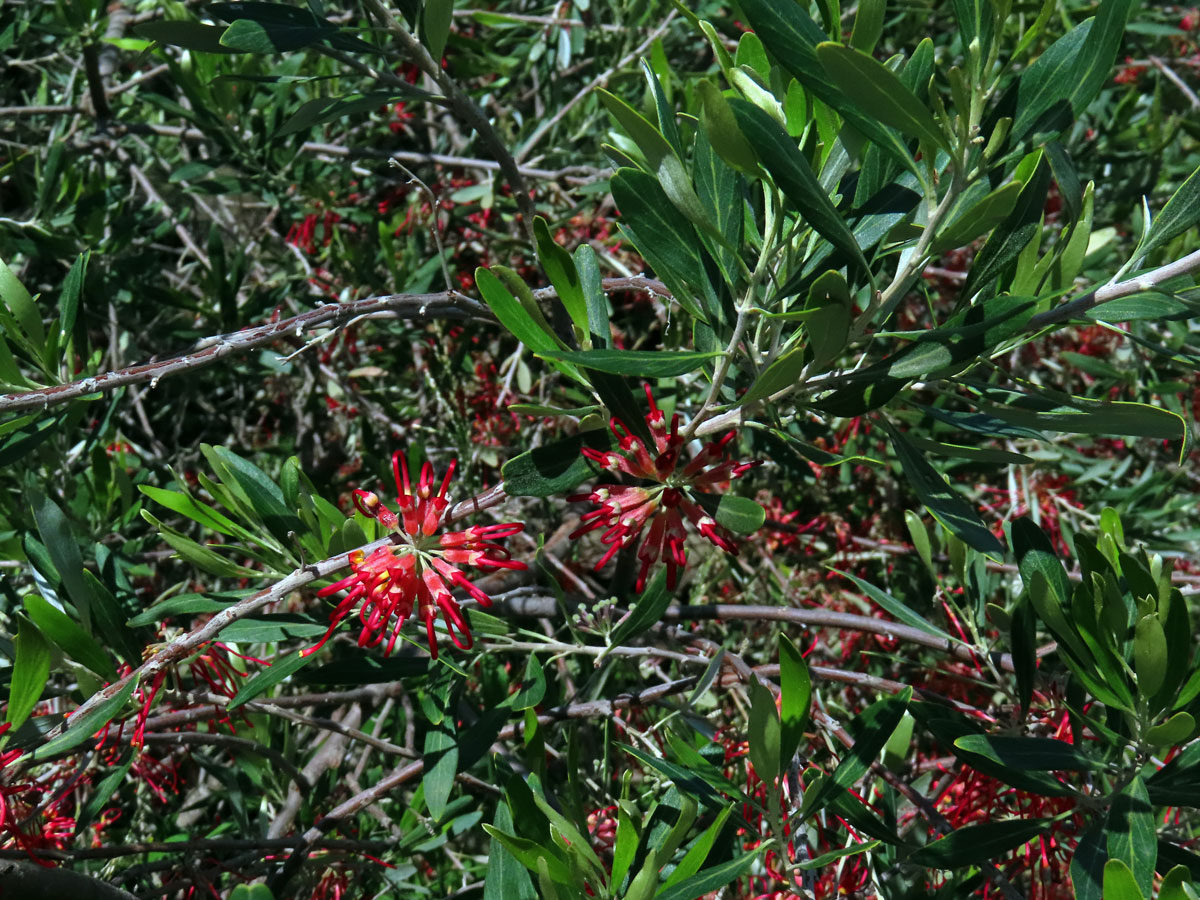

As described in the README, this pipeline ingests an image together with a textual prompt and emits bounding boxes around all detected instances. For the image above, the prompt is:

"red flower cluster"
[572,386,757,591]
[308,453,525,659]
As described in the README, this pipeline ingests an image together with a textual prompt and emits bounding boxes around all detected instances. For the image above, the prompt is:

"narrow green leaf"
[476,267,560,353]
[422,0,453,61]
[697,80,759,174]
[423,725,458,823]
[736,0,919,175]
[654,852,759,900]
[910,817,1054,868]
[779,634,811,767]
[829,567,958,642]
[537,349,720,378]
[748,677,781,781]
[574,244,609,347]
[276,89,431,138]
[0,254,46,350]
[219,17,331,53]
[610,569,671,646]
[534,217,588,341]
[611,169,716,322]
[7,618,52,730]
[951,735,1101,771]
[32,677,139,761]
[484,803,538,900]
[888,428,1005,556]
[134,20,243,53]
[1140,161,1200,261]
[24,593,116,681]
[1108,775,1155,898]
[227,651,314,710]
[816,43,949,153]
[728,99,870,279]
[932,181,1023,252]
[962,151,1052,298]
[30,488,95,632]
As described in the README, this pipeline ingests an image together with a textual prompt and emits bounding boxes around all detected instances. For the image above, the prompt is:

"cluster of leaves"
[2,1,1200,899]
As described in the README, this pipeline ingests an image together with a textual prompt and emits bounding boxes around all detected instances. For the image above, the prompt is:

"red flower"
[571,386,757,591]
[307,453,525,659]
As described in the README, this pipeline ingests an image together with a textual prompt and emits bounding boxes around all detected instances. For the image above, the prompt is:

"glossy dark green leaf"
[910,817,1054,868]
[1108,775,1155,898]
[424,725,458,823]
[31,677,138,761]
[1011,0,1137,142]
[140,511,258,579]
[1140,161,1200,261]
[139,485,245,538]
[293,654,428,685]
[597,90,719,244]
[976,398,1187,442]
[1013,516,1082,608]
[203,445,303,546]
[611,169,716,322]
[621,745,724,807]
[219,16,325,52]
[889,428,1005,556]
[728,99,870,279]
[55,251,86,359]
[1011,594,1037,715]
[501,431,611,498]
[24,593,115,681]
[133,20,243,53]
[126,592,245,627]
[816,43,949,153]
[694,493,766,536]
[779,634,811,767]
[610,569,671,646]
[537,349,720,378]
[7,617,52,730]
[1070,820,1108,900]
[952,735,1101,771]
[476,267,560,353]
[693,125,745,297]
[227,651,314,710]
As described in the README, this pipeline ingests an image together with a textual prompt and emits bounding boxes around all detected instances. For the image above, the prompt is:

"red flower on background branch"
[307,453,526,659]
[572,386,758,591]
